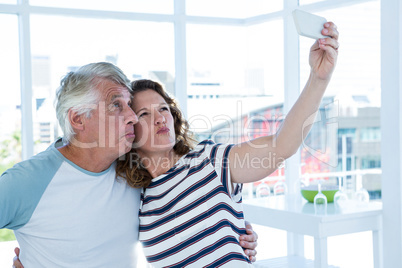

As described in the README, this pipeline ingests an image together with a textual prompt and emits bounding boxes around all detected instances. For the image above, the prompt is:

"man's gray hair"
[55,62,131,143]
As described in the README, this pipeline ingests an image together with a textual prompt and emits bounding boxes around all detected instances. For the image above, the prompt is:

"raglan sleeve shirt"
[0,147,62,230]
[0,141,140,268]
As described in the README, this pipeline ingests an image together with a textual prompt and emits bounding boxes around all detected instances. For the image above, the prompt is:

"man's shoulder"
[3,144,61,177]
[0,142,65,192]
[0,143,64,229]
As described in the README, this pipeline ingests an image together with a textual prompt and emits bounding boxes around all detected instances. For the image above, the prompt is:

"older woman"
[116,21,339,268]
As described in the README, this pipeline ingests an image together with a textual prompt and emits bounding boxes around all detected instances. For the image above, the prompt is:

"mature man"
[1,62,257,267]
[1,62,140,267]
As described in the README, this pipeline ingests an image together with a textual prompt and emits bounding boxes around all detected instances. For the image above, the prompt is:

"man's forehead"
[98,81,131,100]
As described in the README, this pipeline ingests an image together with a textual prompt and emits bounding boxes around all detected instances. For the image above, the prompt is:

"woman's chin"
[154,141,176,150]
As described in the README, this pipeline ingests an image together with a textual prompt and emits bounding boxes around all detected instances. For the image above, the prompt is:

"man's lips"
[125,132,135,139]
[157,127,170,134]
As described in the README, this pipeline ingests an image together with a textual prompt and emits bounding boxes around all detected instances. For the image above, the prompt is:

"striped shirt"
[139,140,253,267]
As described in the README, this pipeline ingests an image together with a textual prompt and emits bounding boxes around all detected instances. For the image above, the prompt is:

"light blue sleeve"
[0,147,63,230]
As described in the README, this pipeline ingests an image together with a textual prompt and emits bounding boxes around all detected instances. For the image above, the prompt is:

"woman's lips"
[157,127,170,134]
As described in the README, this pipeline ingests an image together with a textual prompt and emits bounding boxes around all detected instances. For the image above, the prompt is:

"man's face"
[83,80,138,158]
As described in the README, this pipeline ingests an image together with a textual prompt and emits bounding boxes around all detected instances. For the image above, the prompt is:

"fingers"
[241,236,258,263]
[319,22,340,52]
[13,247,23,268]
[244,249,257,263]
[240,221,259,262]
[14,247,20,257]
[13,258,24,268]
[240,239,258,250]
[243,221,259,241]
[240,221,258,248]
[322,22,339,40]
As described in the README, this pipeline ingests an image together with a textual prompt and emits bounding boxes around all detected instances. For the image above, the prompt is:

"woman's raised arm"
[230,22,339,184]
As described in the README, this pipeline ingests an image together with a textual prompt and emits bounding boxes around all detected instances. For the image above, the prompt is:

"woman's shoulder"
[192,139,217,152]
[196,139,216,147]
[185,139,233,160]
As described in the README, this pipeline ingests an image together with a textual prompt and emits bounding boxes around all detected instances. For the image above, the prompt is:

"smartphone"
[292,9,328,39]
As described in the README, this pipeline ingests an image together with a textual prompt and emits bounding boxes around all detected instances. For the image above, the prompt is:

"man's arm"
[0,172,23,229]
[1,151,61,229]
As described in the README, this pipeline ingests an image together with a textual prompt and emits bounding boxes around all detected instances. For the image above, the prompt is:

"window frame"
[1,0,400,265]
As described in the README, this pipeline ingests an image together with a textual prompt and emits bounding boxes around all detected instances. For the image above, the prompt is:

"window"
[299,0,324,5]
[187,20,284,139]
[299,1,381,199]
[361,157,381,169]
[30,0,173,14]
[360,127,381,142]
[0,1,389,266]
[0,14,20,174]
[186,0,282,18]
[187,20,284,198]
[30,15,175,153]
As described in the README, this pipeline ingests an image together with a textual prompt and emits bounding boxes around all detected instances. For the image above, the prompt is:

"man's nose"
[125,107,138,125]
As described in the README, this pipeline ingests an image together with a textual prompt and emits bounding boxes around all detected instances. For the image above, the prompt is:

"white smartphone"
[292,9,328,39]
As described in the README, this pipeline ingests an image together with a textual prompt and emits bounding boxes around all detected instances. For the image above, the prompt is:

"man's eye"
[109,102,123,112]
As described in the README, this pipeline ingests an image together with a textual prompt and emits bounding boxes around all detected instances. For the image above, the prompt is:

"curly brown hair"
[116,79,198,188]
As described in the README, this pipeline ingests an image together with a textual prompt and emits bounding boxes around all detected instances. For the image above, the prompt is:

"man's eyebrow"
[110,94,124,101]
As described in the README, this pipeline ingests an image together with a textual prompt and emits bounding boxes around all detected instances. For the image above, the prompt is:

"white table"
[243,195,383,268]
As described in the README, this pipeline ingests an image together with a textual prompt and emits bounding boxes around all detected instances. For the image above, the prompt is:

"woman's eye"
[139,112,149,118]
[160,107,169,112]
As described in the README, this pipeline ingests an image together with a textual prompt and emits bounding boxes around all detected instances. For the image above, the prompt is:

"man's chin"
[115,144,133,158]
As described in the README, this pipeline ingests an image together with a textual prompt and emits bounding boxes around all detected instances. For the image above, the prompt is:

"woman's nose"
[154,111,166,125]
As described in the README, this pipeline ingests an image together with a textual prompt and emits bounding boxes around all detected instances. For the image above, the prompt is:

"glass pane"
[299,1,381,200]
[31,15,175,153]
[0,0,17,4]
[299,0,324,5]
[186,0,283,18]
[187,20,284,199]
[30,0,173,14]
[0,14,21,174]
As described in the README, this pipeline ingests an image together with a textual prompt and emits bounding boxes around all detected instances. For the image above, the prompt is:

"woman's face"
[132,89,176,154]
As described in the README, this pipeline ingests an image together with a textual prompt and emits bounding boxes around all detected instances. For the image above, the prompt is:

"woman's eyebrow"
[135,103,168,113]
[135,107,147,114]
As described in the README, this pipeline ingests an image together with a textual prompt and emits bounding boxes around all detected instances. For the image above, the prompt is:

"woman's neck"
[139,149,182,178]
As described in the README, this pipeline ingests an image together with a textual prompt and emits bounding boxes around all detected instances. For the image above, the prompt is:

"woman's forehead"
[132,89,168,111]
[134,89,166,104]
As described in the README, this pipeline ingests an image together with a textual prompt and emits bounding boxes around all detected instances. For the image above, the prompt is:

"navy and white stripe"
[139,140,253,267]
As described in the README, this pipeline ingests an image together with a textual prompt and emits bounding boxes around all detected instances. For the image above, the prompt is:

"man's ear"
[68,109,85,132]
